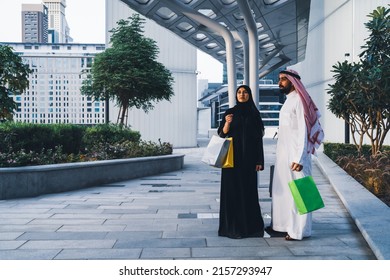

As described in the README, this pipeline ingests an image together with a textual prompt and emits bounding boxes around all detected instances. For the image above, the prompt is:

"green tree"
[81,14,174,126]
[327,6,390,156]
[0,45,32,121]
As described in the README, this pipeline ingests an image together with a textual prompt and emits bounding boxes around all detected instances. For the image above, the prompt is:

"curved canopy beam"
[120,0,311,105]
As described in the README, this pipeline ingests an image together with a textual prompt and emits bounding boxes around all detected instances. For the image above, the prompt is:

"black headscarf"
[230,85,265,165]
[234,85,262,121]
[218,85,264,137]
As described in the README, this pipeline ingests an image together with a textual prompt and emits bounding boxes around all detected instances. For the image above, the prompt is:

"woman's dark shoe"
[232,235,242,239]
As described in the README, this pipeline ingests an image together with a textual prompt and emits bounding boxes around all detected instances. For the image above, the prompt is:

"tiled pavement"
[0,137,376,260]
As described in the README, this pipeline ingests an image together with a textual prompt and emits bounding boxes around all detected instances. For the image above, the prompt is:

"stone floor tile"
[55,248,142,260]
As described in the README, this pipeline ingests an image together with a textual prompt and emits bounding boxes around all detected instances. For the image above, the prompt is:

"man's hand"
[291,162,303,172]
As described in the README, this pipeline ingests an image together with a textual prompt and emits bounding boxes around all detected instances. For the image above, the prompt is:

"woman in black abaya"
[217,85,265,239]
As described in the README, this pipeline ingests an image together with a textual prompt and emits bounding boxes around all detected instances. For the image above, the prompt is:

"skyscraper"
[12,2,105,125]
[43,0,72,43]
[21,4,48,43]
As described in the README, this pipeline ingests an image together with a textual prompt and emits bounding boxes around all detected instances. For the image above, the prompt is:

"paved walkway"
[0,137,377,260]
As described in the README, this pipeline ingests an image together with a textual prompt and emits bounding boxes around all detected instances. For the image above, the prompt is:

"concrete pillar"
[167,0,237,108]
[233,30,249,85]
[237,0,259,108]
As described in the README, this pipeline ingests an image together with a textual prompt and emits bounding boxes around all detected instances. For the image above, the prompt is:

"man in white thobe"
[269,69,324,240]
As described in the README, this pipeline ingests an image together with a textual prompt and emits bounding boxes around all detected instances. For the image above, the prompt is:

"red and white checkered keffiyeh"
[280,69,324,154]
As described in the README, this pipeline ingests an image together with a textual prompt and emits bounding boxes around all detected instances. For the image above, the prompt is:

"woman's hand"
[223,114,233,134]
[225,114,233,124]
[256,165,264,171]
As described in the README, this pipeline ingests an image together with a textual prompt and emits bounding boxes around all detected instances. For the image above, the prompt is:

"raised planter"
[0,154,184,200]
[315,152,390,260]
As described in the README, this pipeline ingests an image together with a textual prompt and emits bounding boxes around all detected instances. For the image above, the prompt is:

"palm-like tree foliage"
[327,6,390,155]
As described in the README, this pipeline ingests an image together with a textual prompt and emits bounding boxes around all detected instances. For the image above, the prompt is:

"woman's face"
[236,87,250,103]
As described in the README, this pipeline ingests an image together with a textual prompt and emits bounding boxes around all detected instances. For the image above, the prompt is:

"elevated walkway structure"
[120,0,311,108]
[199,82,282,129]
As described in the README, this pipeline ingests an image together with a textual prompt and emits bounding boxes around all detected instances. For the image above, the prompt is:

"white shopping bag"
[201,135,231,168]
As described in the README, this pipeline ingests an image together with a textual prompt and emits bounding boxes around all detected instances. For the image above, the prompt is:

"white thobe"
[271,90,312,240]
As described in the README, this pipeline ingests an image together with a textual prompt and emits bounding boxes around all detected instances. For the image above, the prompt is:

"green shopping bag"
[288,176,325,215]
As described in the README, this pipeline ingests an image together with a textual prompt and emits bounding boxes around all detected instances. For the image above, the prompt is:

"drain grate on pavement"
[178,213,197,219]
[177,213,219,219]
[141,184,181,187]
[141,177,180,181]
[148,190,195,193]
[95,184,126,188]
[199,179,220,184]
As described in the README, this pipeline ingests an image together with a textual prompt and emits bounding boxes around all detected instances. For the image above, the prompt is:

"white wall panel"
[106,0,197,147]
[198,108,211,137]
[293,0,389,145]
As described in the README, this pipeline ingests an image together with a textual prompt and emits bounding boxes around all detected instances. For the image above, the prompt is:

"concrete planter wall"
[315,152,390,260]
[0,154,184,200]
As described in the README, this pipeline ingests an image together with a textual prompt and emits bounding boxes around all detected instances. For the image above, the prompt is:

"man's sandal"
[285,234,297,241]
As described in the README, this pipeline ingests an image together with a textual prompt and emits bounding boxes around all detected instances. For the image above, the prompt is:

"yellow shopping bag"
[222,137,234,168]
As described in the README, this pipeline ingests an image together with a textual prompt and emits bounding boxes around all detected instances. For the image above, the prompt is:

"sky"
[0,0,222,82]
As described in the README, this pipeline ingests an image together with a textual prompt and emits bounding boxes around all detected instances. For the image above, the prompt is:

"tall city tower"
[21,4,48,43]
[43,0,72,43]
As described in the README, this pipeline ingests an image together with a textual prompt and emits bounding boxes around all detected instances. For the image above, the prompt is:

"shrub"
[52,124,86,154]
[0,122,172,167]
[324,143,390,206]
[0,122,55,153]
[83,139,172,161]
[82,123,141,151]
[0,122,86,154]
[125,140,173,158]
[0,146,67,167]
[323,142,376,161]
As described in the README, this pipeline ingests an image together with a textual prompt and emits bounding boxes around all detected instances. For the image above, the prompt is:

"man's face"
[278,74,293,94]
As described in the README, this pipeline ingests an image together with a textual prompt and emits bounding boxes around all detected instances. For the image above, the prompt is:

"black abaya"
[217,98,265,239]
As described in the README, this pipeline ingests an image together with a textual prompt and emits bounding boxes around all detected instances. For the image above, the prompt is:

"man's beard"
[279,83,292,94]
